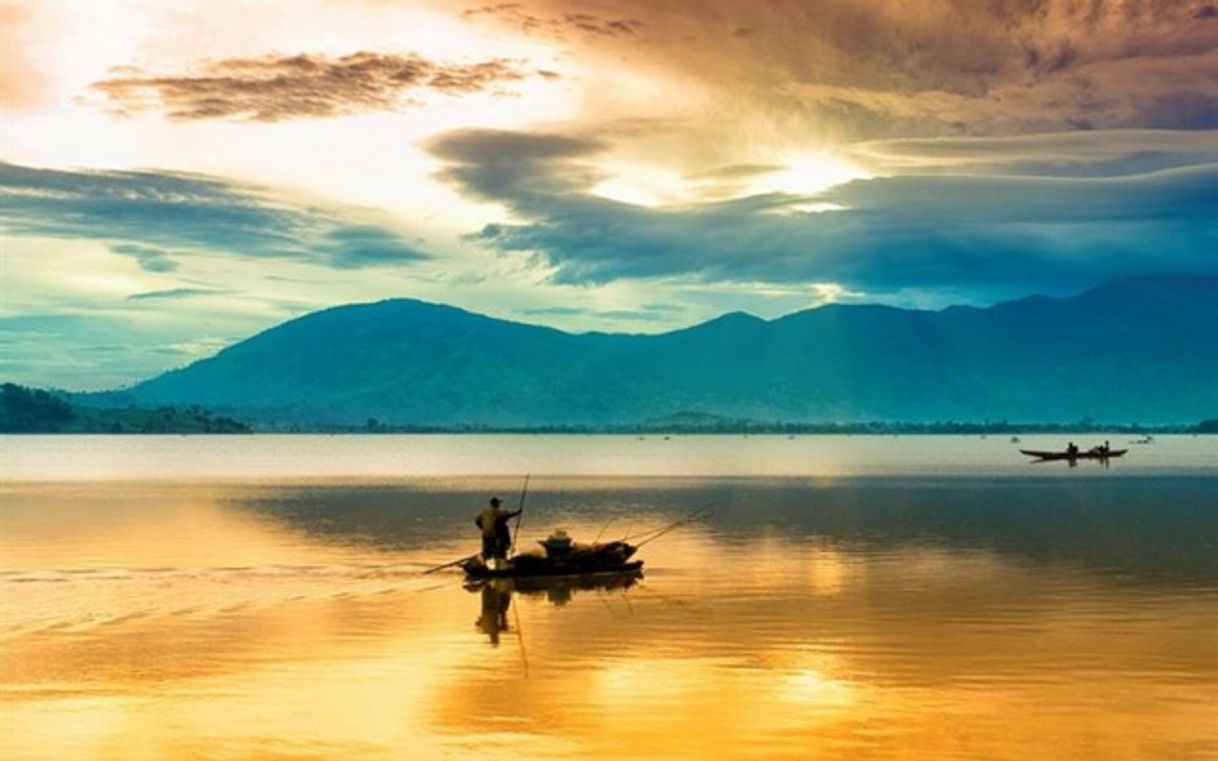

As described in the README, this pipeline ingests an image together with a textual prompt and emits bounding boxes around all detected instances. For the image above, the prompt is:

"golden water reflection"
[2,480,1217,760]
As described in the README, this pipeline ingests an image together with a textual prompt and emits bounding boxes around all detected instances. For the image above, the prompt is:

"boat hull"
[1020,449,1128,460]
[464,559,644,580]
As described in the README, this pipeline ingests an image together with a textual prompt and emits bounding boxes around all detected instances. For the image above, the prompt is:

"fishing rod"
[593,517,615,543]
[621,506,713,541]
[623,506,714,547]
[510,473,530,554]
[634,516,708,548]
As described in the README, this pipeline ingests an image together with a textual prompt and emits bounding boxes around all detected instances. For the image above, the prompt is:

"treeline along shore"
[275,416,1217,435]
[1,383,250,434]
[3,383,1212,435]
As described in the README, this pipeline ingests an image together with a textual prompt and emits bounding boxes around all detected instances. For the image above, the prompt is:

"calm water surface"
[1,435,1216,760]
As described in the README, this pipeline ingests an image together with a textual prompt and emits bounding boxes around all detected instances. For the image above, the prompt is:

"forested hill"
[121,274,1218,427]
[1,383,249,433]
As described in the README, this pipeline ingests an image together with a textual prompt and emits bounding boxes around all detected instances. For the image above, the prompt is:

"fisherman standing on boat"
[475,497,520,570]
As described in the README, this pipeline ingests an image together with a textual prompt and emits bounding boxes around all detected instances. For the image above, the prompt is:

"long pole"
[510,474,530,554]
[420,553,478,575]
[512,598,529,679]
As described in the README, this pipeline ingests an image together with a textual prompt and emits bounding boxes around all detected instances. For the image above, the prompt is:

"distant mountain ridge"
[124,275,1218,426]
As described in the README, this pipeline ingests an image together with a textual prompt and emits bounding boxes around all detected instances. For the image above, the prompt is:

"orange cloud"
[467,0,1218,137]
[92,51,540,121]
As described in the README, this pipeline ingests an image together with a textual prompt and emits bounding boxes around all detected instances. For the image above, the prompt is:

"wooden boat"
[1020,448,1128,460]
[482,566,642,594]
[462,540,642,579]
[460,560,643,584]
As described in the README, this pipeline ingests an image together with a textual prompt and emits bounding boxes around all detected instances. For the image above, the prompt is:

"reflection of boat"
[1020,448,1128,461]
[468,568,643,646]
[461,540,642,579]
[466,566,643,605]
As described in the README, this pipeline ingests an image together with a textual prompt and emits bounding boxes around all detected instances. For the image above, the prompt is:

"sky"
[2,0,1217,390]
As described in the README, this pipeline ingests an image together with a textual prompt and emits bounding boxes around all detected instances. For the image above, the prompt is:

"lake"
[2,435,1216,760]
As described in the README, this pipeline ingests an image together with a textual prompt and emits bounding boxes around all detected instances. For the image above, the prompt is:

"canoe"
[1020,448,1128,460]
[462,540,641,579]
[464,559,644,580]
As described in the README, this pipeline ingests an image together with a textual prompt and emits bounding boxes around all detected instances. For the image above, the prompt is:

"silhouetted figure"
[475,497,520,570]
[475,583,512,645]
[1067,441,1079,457]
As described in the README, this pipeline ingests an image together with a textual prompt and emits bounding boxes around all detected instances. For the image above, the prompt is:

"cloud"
[686,163,784,181]
[462,4,644,39]
[91,51,535,121]
[0,2,50,110]
[849,130,1218,176]
[0,311,253,391]
[126,288,226,301]
[0,314,184,389]
[319,225,431,269]
[0,161,429,269]
[429,127,1218,298]
[517,303,681,322]
[428,129,606,201]
[110,244,179,273]
[501,0,1218,138]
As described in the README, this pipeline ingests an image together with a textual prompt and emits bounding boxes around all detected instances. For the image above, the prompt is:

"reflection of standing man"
[475,497,520,570]
[476,583,512,645]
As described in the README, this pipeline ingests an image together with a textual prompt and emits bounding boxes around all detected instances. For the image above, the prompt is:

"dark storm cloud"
[0,161,429,268]
[429,127,1218,297]
[92,52,534,121]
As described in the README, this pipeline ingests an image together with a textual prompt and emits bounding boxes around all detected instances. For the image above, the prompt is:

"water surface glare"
[1,435,1216,760]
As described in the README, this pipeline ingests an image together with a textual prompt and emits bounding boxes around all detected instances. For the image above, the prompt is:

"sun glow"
[589,164,691,207]
[590,150,868,208]
[783,669,858,706]
[751,151,870,196]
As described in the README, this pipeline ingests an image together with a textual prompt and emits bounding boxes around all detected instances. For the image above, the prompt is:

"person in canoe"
[475,497,521,570]
[1066,442,1079,457]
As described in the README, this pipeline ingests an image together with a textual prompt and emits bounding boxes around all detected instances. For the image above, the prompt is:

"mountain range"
[117,275,1218,427]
